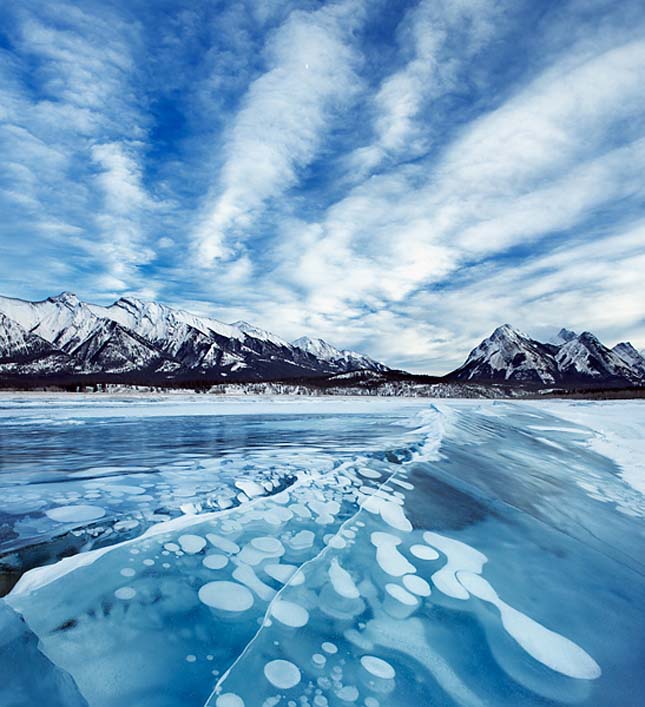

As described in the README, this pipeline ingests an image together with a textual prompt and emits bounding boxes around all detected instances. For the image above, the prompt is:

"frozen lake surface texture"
[0,394,643,706]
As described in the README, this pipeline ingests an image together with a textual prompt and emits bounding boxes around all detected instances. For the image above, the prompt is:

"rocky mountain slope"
[0,292,389,382]
[448,325,644,387]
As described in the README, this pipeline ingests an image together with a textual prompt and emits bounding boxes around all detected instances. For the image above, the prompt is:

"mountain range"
[0,293,643,391]
[0,292,389,383]
[448,324,645,388]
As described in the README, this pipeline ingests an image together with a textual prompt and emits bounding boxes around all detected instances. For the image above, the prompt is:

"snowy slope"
[0,292,389,381]
[292,336,390,373]
[556,332,638,384]
[0,312,74,374]
[613,342,645,378]
[549,328,578,345]
[449,325,559,384]
[89,297,245,345]
[449,325,643,386]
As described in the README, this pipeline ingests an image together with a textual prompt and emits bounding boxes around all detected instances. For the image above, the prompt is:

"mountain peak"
[48,291,79,307]
[490,323,523,339]
[546,327,578,345]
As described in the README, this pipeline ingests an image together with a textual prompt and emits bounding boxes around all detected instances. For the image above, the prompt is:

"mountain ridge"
[447,325,644,387]
[0,292,390,382]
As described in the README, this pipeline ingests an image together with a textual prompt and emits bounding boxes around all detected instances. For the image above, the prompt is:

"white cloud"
[194,0,365,264]
[350,0,502,173]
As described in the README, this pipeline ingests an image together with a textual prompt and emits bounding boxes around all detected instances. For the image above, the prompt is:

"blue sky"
[1,0,644,373]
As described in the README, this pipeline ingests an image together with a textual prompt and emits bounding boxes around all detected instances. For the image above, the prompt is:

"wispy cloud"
[193,0,365,264]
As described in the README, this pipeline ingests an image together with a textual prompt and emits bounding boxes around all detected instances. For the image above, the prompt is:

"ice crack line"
[204,406,446,704]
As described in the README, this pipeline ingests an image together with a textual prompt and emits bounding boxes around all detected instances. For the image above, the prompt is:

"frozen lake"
[0,394,644,706]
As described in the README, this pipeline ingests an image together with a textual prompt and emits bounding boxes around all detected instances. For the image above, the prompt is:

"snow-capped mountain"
[448,324,560,385]
[549,327,578,345]
[0,292,389,382]
[0,312,74,376]
[555,332,636,384]
[613,342,645,378]
[292,336,390,374]
[449,325,644,387]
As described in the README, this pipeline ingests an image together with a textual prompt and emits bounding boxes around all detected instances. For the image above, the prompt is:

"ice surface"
[1,396,644,706]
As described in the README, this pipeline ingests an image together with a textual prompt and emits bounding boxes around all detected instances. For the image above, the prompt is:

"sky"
[1,0,644,374]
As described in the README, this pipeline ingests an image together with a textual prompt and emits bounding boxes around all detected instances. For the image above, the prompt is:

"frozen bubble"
[45,504,105,523]
[270,599,309,628]
[371,532,416,577]
[358,468,382,479]
[385,583,418,606]
[364,698,379,707]
[235,479,264,497]
[203,554,229,570]
[290,530,315,550]
[322,642,338,654]
[423,531,487,600]
[107,484,146,495]
[206,533,240,554]
[198,581,254,612]
[329,558,360,599]
[143,559,155,566]
[402,574,431,597]
[264,659,301,689]
[336,685,359,702]
[216,695,245,707]
[179,534,207,554]
[409,544,439,561]
[327,535,347,550]
[264,563,304,586]
[114,519,140,531]
[120,567,136,577]
[115,587,136,601]
[164,542,180,553]
[186,654,197,663]
[289,503,312,519]
[233,564,276,601]
[379,501,412,533]
[251,536,285,555]
[312,653,327,667]
[360,656,395,680]
[457,571,601,680]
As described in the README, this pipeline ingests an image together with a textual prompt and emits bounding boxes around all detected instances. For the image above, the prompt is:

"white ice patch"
[264,659,301,689]
[178,534,206,554]
[423,531,487,600]
[328,558,360,599]
[371,532,416,577]
[216,694,244,707]
[203,554,228,570]
[402,574,431,597]
[270,599,309,628]
[198,581,254,612]
[263,563,304,586]
[234,480,264,497]
[114,586,136,600]
[457,571,601,680]
[379,500,412,532]
[232,564,276,602]
[289,530,315,551]
[385,583,418,606]
[409,544,439,561]
[206,534,240,555]
[360,655,396,679]
[45,505,105,523]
